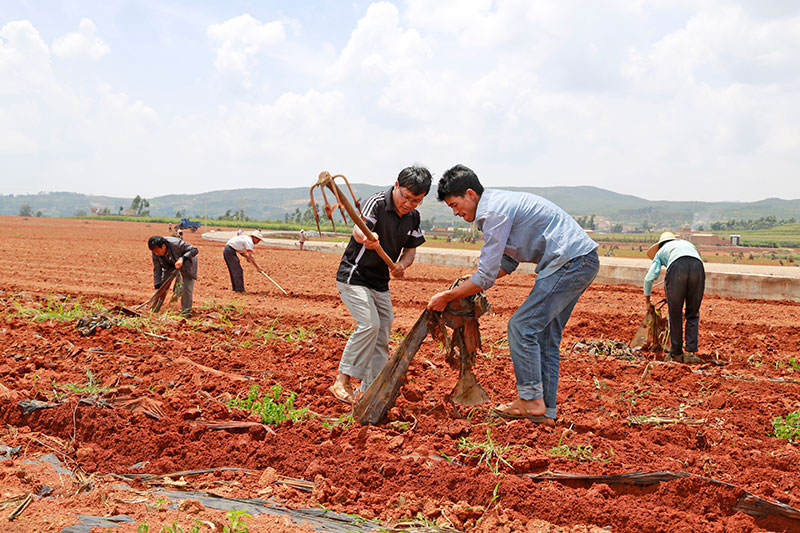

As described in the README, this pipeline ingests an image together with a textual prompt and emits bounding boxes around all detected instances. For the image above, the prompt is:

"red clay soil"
[1,217,799,532]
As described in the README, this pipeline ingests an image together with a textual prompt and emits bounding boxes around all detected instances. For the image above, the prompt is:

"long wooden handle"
[259,270,288,295]
[324,178,396,270]
[353,309,429,425]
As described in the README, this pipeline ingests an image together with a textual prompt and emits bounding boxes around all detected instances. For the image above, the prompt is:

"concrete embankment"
[203,231,800,302]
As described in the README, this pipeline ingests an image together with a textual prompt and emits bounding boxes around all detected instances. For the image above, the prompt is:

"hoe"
[353,280,491,425]
[138,269,178,312]
[309,171,396,271]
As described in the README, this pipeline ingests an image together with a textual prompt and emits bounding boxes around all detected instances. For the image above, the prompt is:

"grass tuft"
[772,410,800,442]
[547,431,608,462]
[457,429,512,474]
[227,383,308,426]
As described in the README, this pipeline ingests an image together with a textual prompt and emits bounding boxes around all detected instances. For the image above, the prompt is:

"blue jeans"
[507,250,599,419]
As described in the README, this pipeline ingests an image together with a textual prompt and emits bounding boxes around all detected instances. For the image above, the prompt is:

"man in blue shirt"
[427,165,599,425]
[644,232,705,363]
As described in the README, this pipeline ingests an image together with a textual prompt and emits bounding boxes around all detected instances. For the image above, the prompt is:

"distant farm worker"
[148,235,198,317]
[224,230,267,293]
[427,165,599,426]
[329,165,432,404]
[644,232,705,363]
[299,229,307,251]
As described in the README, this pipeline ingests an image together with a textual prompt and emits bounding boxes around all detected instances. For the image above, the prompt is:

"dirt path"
[0,217,798,532]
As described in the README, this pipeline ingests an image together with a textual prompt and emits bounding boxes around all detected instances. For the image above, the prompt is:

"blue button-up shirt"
[643,239,702,296]
[469,189,598,290]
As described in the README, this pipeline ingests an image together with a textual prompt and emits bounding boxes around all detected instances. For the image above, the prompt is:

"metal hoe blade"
[309,171,361,237]
[309,171,396,270]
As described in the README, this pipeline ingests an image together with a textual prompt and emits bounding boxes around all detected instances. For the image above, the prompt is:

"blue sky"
[2,0,800,201]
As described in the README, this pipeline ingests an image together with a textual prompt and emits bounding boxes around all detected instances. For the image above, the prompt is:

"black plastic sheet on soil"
[156,489,379,532]
[61,514,134,533]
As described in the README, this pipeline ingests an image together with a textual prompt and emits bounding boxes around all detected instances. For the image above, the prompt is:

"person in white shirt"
[224,230,266,293]
[299,229,307,251]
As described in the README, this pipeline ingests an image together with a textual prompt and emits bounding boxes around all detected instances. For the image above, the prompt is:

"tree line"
[708,216,796,231]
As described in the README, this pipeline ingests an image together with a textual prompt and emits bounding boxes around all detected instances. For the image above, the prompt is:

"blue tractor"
[177,218,201,232]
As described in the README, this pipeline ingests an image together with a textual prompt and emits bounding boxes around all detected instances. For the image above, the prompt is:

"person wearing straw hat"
[223,230,267,293]
[644,231,705,363]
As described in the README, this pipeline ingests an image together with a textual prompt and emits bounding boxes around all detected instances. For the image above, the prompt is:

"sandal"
[492,401,555,426]
[329,382,355,404]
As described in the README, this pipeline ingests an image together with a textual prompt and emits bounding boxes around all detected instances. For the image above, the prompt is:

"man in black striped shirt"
[329,165,432,404]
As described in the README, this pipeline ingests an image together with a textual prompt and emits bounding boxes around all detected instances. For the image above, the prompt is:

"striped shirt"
[336,187,425,292]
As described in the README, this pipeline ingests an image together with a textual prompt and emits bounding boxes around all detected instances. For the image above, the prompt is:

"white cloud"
[207,13,285,87]
[329,2,430,81]
[0,19,52,91]
[2,2,800,201]
[52,18,110,60]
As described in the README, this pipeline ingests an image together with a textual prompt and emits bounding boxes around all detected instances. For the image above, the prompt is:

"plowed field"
[1,217,798,532]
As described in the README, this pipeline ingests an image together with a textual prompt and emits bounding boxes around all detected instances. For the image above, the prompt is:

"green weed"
[547,431,607,462]
[137,497,243,532]
[247,318,317,346]
[198,299,241,324]
[14,295,93,322]
[387,514,455,531]
[619,389,648,416]
[389,328,405,344]
[772,410,800,442]
[227,383,308,426]
[321,412,355,430]
[137,521,203,533]
[594,377,610,399]
[224,509,251,533]
[457,429,512,474]
[773,357,800,373]
[65,370,109,395]
[747,352,765,368]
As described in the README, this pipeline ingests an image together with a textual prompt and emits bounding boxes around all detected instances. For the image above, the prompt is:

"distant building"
[691,233,727,246]
[677,227,727,246]
[425,227,455,239]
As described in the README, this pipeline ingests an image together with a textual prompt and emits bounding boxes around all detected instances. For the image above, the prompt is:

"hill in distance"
[2,186,799,230]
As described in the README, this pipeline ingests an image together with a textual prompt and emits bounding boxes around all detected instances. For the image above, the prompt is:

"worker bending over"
[224,230,267,293]
[644,232,705,363]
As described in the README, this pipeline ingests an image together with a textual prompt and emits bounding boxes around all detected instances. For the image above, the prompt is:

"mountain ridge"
[2,186,798,229]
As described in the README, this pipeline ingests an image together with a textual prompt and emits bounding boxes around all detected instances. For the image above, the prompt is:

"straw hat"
[647,231,677,260]
[250,230,265,241]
